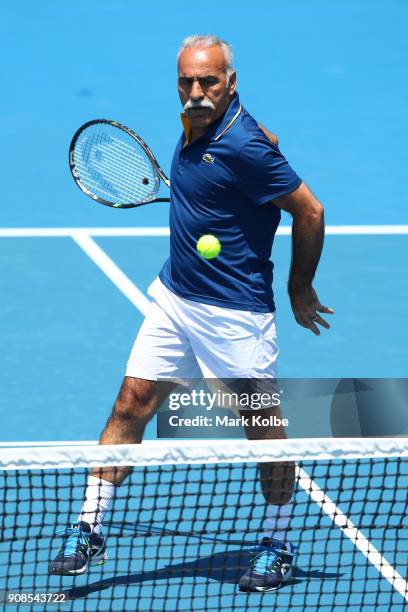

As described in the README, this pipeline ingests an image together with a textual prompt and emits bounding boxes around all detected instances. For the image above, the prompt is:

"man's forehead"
[178,46,227,75]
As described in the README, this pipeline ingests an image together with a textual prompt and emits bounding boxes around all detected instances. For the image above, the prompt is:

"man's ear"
[228,71,237,95]
[258,123,279,145]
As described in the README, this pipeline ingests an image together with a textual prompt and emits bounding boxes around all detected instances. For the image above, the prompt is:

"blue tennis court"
[1,1,407,610]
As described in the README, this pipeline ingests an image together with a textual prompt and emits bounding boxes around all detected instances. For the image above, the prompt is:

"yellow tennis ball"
[196,234,221,259]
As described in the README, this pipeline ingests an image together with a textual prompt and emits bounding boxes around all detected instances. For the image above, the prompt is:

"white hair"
[177,34,234,77]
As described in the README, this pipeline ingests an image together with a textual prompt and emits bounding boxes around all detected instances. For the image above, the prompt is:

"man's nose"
[190,79,204,100]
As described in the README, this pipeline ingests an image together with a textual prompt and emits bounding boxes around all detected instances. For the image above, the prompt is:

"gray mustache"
[184,98,216,111]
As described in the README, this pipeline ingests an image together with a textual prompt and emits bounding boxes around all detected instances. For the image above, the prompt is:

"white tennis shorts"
[125,277,278,380]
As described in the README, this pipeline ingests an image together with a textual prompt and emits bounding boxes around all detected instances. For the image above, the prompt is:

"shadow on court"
[62,549,342,601]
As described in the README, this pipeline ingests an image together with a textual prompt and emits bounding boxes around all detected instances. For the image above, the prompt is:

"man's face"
[178,46,236,132]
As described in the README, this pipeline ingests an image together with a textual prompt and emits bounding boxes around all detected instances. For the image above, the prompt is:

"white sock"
[262,500,293,548]
[77,476,116,534]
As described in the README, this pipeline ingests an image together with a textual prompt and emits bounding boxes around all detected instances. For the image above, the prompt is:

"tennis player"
[50,35,333,591]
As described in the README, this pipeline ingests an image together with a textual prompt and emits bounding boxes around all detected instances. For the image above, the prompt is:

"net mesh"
[0,438,407,611]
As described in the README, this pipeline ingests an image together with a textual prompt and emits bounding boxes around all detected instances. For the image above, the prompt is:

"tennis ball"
[196,234,221,259]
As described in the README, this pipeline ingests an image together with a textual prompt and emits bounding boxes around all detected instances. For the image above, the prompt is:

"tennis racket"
[69,119,171,209]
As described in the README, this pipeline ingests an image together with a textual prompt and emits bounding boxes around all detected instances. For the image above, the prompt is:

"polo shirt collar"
[180,93,242,146]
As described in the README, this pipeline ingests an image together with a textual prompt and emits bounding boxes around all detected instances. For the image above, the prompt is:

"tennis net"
[0,438,407,611]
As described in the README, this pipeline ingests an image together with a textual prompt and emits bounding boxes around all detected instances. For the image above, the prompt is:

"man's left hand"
[289,284,334,336]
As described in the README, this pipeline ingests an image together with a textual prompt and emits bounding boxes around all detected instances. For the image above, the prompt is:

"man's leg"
[242,402,295,542]
[49,276,201,576]
[239,395,296,592]
[209,378,295,547]
[49,376,174,575]
[241,406,296,544]
[213,378,295,538]
[78,377,175,530]
[93,376,174,482]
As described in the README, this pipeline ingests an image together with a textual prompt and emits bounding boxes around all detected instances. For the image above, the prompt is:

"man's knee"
[113,377,158,424]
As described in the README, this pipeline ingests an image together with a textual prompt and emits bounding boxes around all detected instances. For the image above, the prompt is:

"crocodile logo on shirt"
[202,153,215,164]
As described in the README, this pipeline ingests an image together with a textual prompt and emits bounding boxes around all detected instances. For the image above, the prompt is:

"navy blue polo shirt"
[159,93,302,313]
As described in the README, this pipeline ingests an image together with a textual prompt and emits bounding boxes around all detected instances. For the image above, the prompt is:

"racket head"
[69,119,167,208]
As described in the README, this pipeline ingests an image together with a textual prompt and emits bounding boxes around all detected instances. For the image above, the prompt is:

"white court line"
[297,466,408,602]
[323,225,408,235]
[0,227,170,237]
[0,440,98,447]
[0,225,408,237]
[71,231,151,315]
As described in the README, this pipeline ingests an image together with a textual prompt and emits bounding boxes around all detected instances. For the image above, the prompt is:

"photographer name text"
[168,415,289,427]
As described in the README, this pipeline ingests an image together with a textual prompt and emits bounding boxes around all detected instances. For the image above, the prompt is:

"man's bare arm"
[272,182,334,335]
[258,124,279,145]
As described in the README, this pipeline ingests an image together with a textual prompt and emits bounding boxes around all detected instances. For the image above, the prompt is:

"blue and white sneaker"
[48,521,107,576]
[239,537,295,592]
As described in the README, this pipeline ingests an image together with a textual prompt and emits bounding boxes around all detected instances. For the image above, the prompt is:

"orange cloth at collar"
[180,113,192,147]
[180,105,242,147]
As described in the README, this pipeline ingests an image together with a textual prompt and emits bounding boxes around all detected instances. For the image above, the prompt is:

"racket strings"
[74,149,152,201]
[71,177,134,202]
[73,128,159,204]
[89,130,156,182]
[77,133,156,198]
[93,133,156,181]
